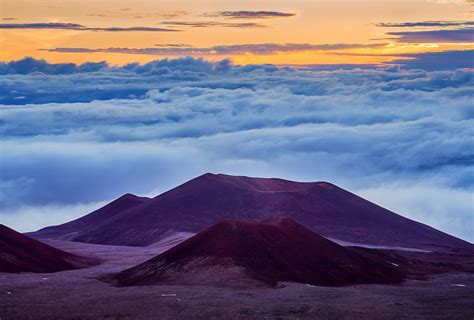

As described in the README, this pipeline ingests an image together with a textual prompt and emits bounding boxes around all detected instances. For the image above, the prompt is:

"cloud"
[154,44,194,48]
[392,50,474,70]
[40,42,387,56]
[0,57,108,75]
[205,11,296,19]
[0,202,107,233]
[0,57,472,241]
[0,22,179,32]
[160,21,267,28]
[87,10,189,19]
[377,20,474,27]
[310,50,474,70]
[358,184,474,242]
[1,53,471,106]
[388,27,474,42]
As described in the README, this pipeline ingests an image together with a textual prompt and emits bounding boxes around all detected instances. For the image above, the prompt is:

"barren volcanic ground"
[1,238,473,320]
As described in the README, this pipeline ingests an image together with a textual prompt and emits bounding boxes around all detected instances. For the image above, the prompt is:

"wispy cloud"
[160,21,267,28]
[377,20,474,28]
[205,11,296,19]
[154,43,194,48]
[0,22,179,32]
[388,27,474,42]
[41,43,387,56]
[139,10,189,19]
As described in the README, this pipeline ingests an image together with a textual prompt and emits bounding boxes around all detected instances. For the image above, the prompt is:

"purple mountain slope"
[31,173,473,252]
[0,225,98,273]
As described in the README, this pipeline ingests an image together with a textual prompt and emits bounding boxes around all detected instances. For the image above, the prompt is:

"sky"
[0,1,473,242]
[0,0,473,65]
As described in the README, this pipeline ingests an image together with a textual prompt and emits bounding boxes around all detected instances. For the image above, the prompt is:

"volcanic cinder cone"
[110,218,404,288]
[0,224,98,273]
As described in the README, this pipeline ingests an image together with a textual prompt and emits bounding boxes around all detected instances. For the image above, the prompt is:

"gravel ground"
[0,240,473,320]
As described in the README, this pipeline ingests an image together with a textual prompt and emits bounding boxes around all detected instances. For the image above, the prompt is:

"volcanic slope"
[32,173,473,252]
[32,193,150,241]
[110,218,404,288]
[0,225,98,273]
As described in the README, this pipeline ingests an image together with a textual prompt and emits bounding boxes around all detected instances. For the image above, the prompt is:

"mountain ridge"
[30,173,473,252]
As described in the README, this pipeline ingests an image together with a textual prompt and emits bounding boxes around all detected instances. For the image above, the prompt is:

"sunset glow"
[1,0,473,65]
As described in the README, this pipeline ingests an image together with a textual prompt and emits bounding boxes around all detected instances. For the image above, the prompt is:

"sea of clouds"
[0,57,472,241]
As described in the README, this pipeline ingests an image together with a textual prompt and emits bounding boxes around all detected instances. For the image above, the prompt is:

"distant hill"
[31,173,473,252]
[32,193,150,241]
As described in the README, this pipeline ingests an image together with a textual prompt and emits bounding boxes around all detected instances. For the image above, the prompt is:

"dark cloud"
[391,50,474,71]
[205,11,296,19]
[0,22,84,30]
[160,20,266,28]
[377,21,474,28]
[388,27,474,43]
[0,22,179,32]
[41,42,387,56]
[0,57,108,75]
[317,50,474,71]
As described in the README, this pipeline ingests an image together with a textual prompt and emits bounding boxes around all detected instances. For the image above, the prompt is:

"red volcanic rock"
[31,173,473,252]
[111,219,404,288]
[0,225,98,273]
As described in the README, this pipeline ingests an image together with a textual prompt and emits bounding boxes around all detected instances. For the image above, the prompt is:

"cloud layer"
[0,58,473,241]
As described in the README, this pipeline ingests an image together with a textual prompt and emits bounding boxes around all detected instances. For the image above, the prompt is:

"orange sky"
[1,0,473,65]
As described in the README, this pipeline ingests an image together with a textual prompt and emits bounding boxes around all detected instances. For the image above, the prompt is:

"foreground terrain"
[4,176,473,319]
[1,238,473,320]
